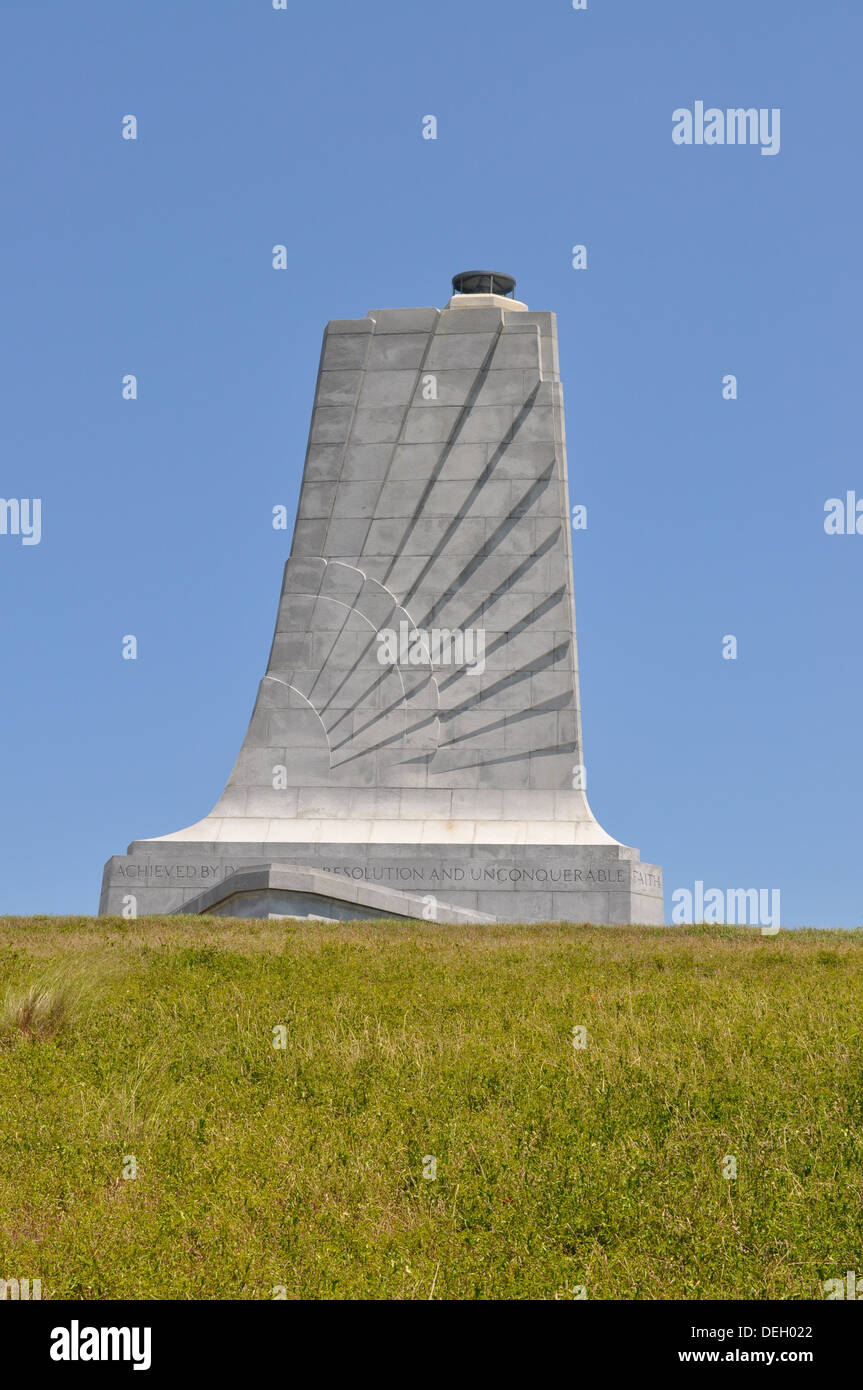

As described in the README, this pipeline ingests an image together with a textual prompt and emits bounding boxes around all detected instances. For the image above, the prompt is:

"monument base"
[100,841,664,925]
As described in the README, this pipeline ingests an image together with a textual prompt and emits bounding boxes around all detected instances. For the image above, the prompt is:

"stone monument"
[100,272,663,923]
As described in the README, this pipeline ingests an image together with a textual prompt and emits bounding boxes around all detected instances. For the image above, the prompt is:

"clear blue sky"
[1,0,860,924]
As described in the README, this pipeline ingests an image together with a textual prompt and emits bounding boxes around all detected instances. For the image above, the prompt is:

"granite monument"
[100,273,663,924]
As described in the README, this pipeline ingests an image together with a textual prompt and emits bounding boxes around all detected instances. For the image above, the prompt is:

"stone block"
[367,308,440,334]
[351,407,408,443]
[326,319,374,336]
[315,370,363,407]
[425,333,500,370]
[321,334,370,369]
[358,370,419,407]
[310,406,353,443]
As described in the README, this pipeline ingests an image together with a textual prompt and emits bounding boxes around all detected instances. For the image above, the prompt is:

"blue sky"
[1,0,860,924]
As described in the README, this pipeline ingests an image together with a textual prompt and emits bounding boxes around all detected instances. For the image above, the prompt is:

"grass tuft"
[0,960,108,1046]
[1,973,75,1044]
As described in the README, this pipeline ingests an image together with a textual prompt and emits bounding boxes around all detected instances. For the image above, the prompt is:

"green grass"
[0,916,861,1300]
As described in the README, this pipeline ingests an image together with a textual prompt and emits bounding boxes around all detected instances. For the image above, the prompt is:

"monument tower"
[100,273,664,923]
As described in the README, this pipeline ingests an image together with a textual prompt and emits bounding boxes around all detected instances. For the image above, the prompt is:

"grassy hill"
[0,916,861,1300]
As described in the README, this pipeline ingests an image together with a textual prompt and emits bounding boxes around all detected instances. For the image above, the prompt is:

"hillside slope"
[0,918,860,1300]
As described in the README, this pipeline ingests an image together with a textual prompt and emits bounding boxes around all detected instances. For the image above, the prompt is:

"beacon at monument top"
[451,270,518,298]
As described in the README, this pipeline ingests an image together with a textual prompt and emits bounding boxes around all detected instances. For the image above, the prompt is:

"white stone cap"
[148,816,623,848]
[445,294,528,311]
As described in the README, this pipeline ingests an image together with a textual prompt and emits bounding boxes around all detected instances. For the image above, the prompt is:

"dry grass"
[0,970,80,1044]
